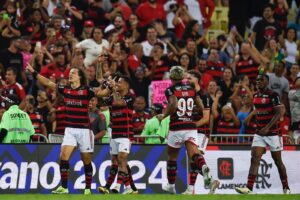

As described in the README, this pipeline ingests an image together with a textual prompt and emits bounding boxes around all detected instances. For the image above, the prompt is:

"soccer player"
[158,66,213,194]
[182,70,220,194]
[97,75,137,194]
[26,64,96,194]
[235,74,291,194]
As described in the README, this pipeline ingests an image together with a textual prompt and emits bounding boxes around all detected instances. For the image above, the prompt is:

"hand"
[234,54,240,62]
[64,2,71,10]
[26,63,35,73]
[216,90,223,98]
[258,127,269,135]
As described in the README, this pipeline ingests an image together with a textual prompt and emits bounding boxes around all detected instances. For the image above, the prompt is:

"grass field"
[1,194,300,200]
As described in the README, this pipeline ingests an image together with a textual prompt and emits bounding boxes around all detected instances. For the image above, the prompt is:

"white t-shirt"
[164,0,177,29]
[184,0,202,25]
[76,39,109,67]
[285,39,298,64]
[141,40,167,57]
[267,73,289,98]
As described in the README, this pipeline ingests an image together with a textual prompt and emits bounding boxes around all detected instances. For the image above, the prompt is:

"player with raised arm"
[235,74,291,194]
[26,64,98,195]
[158,66,213,194]
[97,75,137,194]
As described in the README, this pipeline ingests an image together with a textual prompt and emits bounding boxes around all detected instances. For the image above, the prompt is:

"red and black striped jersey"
[28,111,44,134]
[58,85,95,129]
[192,92,212,137]
[216,119,240,135]
[236,56,259,83]
[149,56,170,80]
[106,94,134,139]
[253,89,281,136]
[55,105,66,135]
[165,82,197,131]
[245,117,257,135]
[205,61,225,80]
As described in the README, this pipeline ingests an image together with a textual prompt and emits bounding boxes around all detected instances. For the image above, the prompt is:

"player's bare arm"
[26,63,57,91]
[159,95,177,121]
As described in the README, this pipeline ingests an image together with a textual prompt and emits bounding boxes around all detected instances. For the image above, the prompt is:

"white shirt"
[76,39,109,67]
[285,39,298,64]
[141,40,167,57]
[184,0,202,25]
[164,0,177,29]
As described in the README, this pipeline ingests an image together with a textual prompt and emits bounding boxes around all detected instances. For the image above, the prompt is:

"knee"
[117,155,127,165]
[251,154,261,165]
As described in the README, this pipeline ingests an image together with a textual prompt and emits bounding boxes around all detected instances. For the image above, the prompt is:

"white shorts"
[252,134,283,152]
[167,130,198,148]
[110,138,131,155]
[198,133,209,153]
[62,127,94,153]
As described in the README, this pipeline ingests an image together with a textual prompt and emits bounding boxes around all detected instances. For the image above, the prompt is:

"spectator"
[0,94,35,143]
[0,0,21,49]
[283,27,298,71]
[86,64,100,88]
[127,14,141,42]
[288,76,300,144]
[36,90,52,133]
[132,96,150,142]
[24,95,47,139]
[76,27,109,67]
[48,94,65,135]
[141,103,168,144]
[250,3,283,52]
[105,0,132,21]
[141,26,166,58]
[172,4,193,39]
[199,0,215,30]
[196,58,213,90]
[136,0,166,28]
[79,20,95,41]
[86,0,109,28]
[127,43,144,74]
[237,94,253,141]
[218,67,236,107]
[232,42,261,84]
[2,67,26,101]
[205,49,226,81]
[216,105,240,143]
[273,0,289,29]
[131,67,151,103]
[153,19,176,47]
[287,64,300,90]
[262,38,285,73]
[147,42,170,80]
[40,52,66,81]
[88,97,107,144]
[267,61,289,105]
[164,0,179,30]
[178,52,191,72]
[228,0,250,37]
[0,37,27,86]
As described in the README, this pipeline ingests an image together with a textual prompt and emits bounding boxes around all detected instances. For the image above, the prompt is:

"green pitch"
[1,194,299,200]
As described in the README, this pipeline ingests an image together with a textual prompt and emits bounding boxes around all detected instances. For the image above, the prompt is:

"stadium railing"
[48,133,64,143]
[30,134,49,143]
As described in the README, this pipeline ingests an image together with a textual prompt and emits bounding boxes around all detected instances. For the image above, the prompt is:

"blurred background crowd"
[0,0,300,145]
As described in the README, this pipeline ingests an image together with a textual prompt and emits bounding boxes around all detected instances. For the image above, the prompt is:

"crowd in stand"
[0,0,300,144]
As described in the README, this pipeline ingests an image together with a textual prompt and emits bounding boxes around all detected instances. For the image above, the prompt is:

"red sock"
[167,160,177,184]
[189,162,198,185]
[117,171,127,185]
[192,154,206,172]
[105,164,118,188]
[60,160,69,188]
[84,163,93,189]
[247,174,256,191]
[127,165,137,190]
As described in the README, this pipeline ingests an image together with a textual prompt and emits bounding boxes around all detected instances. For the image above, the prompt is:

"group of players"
[25,62,291,195]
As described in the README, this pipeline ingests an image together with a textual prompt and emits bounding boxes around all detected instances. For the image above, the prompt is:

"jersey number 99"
[177,98,194,117]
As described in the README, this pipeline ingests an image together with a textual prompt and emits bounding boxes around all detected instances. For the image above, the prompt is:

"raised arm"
[26,63,56,91]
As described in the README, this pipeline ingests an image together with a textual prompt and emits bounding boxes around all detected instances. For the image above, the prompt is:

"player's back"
[165,82,197,131]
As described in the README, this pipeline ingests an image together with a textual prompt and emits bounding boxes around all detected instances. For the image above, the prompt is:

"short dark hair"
[187,69,201,82]
[119,75,131,87]
[6,67,17,76]
[264,3,274,11]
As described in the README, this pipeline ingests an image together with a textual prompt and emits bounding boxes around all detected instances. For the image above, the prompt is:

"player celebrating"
[97,75,137,194]
[235,74,291,194]
[183,70,220,194]
[158,66,213,194]
[26,64,97,195]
